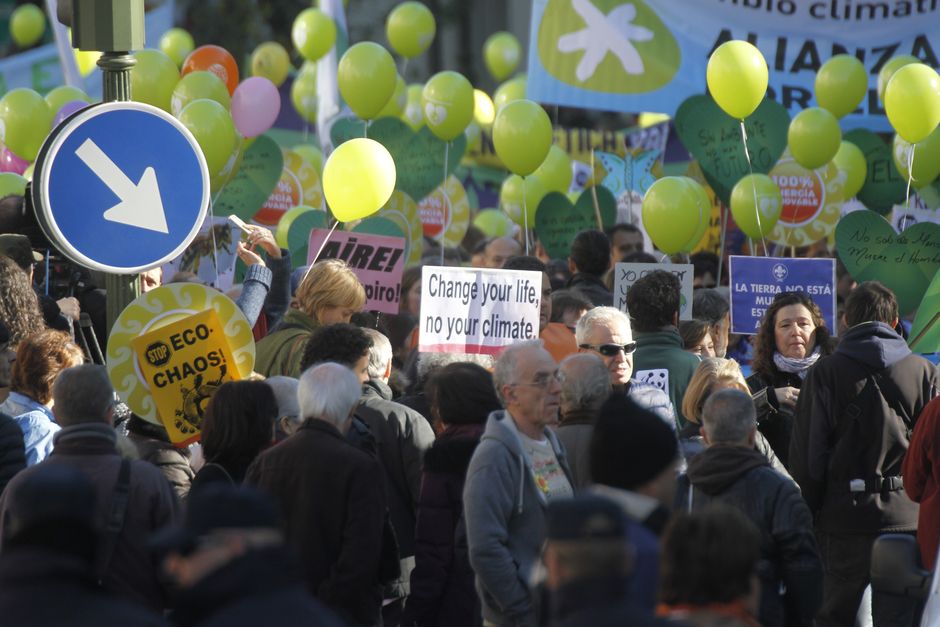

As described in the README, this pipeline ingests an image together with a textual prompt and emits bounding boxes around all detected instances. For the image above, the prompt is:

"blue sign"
[33,102,209,273]
[729,256,837,335]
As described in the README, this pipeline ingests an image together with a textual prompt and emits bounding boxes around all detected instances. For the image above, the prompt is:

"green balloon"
[132,49,180,113]
[877,55,920,103]
[833,141,868,198]
[493,76,526,112]
[44,86,91,116]
[815,54,867,119]
[642,177,701,254]
[10,4,45,48]
[892,128,940,190]
[0,172,27,197]
[178,99,237,177]
[681,177,711,252]
[290,72,318,123]
[171,71,230,118]
[293,8,337,63]
[788,107,841,170]
[0,88,53,162]
[159,28,195,68]
[730,173,782,240]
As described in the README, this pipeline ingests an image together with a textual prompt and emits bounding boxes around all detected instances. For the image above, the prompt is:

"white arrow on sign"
[75,138,169,234]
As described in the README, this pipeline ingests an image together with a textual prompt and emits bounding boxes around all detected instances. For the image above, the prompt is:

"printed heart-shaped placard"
[214,135,284,221]
[331,116,466,203]
[535,186,617,260]
[674,95,789,206]
[843,128,906,215]
[835,209,940,315]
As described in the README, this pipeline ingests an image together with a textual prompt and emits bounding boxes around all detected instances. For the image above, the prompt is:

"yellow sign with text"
[130,309,240,447]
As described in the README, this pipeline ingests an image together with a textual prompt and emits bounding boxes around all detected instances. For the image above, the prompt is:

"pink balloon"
[0,144,28,174]
[54,100,90,127]
[231,76,281,138]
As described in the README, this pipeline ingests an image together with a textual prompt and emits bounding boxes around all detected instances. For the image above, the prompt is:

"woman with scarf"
[747,291,833,468]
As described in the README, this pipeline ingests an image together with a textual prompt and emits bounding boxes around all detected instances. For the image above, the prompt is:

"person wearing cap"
[0,464,169,626]
[588,394,680,609]
[543,495,671,626]
[246,363,388,627]
[0,364,180,612]
[155,484,343,627]
[675,389,822,627]
[0,232,79,330]
[575,306,675,427]
[463,341,574,627]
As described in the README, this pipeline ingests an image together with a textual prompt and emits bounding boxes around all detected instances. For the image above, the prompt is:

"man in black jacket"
[565,230,612,307]
[790,282,940,627]
[677,389,822,627]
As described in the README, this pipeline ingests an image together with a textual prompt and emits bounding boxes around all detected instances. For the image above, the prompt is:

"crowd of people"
[0,212,936,627]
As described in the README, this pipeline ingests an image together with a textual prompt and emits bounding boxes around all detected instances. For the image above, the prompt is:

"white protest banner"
[614,263,694,320]
[419,266,542,355]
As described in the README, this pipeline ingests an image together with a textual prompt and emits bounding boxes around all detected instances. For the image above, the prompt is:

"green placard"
[288,209,329,268]
[674,95,789,206]
[534,186,617,260]
[331,116,467,204]
[843,129,906,216]
[835,210,940,316]
[909,269,940,354]
[214,135,284,222]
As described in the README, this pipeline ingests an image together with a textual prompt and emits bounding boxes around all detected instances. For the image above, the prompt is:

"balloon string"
[740,120,766,256]
[522,176,530,255]
[364,119,368,139]
[441,141,449,266]
[209,196,219,288]
[905,144,916,208]
[302,221,341,284]
[715,204,728,286]
[589,148,603,229]
[400,57,409,77]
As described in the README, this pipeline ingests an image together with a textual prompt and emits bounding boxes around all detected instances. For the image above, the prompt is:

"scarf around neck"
[773,346,821,379]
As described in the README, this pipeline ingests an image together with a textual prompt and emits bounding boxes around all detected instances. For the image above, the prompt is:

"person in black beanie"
[587,394,680,610]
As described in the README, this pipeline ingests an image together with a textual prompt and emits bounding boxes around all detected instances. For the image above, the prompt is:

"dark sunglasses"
[579,342,637,357]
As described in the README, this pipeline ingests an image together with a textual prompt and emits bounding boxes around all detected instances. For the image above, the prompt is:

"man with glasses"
[575,307,675,428]
[464,341,574,627]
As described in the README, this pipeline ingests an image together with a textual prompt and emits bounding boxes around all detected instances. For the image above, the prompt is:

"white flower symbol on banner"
[557,0,654,82]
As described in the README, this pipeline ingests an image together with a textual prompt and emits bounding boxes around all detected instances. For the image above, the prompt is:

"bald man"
[483,237,522,269]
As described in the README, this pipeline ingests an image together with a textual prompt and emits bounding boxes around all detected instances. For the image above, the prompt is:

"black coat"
[565,273,613,307]
[0,546,169,627]
[0,411,25,495]
[402,424,483,627]
[550,577,673,627]
[747,368,802,468]
[246,419,387,627]
[170,546,344,627]
[677,445,823,627]
[790,322,940,534]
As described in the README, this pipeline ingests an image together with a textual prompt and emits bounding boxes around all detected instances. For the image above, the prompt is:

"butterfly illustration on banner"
[597,149,659,198]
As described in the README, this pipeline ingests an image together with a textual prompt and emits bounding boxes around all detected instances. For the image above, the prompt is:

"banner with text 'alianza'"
[527,0,940,129]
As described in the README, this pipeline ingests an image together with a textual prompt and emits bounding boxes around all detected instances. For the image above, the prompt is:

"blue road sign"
[32,101,210,273]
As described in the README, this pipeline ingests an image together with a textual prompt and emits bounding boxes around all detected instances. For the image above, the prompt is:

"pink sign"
[307,229,407,314]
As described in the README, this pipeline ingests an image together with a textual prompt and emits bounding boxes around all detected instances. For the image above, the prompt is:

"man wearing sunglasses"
[575,307,675,428]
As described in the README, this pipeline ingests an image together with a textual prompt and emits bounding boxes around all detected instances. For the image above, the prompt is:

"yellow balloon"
[706,40,768,119]
[533,145,572,193]
[290,71,318,123]
[877,55,920,103]
[293,144,324,174]
[338,42,397,121]
[892,129,940,190]
[493,99,553,176]
[422,71,474,141]
[386,1,436,59]
[815,54,867,119]
[323,138,397,222]
[500,174,548,227]
[493,76,526,112]
[378,74,407,118]
[250,42,292,87]
[276,205,317,248]
[402,83,424,130]
[884,63,940,144]
[484,32,521,81]
[833,141,868,197]
[473,89,496,127]
[75,49,101,77]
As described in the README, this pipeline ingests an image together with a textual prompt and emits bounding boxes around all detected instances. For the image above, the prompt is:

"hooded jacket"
[463,410,573,627]
[790,322,940,534]
[632,329,701,428]
[677,445,823,627]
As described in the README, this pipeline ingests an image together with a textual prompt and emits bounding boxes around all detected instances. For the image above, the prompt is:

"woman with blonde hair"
[255,259,366,378]
[680,357,787,476]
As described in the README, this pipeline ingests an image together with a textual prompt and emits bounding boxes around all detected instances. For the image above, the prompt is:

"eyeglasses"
[511,369,562,388]
[579,342,638,357]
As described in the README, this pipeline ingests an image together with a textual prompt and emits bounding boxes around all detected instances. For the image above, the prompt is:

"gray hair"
[692,289,730,326]
[559,353,611,412]
[492,340,544,405]
[575,306,631,345]
[362,328,393,380]
[415,351,494,389]
[701,388,756,445]
[298,363,362,429]
[52,364,115,427]
[265,376,300,426]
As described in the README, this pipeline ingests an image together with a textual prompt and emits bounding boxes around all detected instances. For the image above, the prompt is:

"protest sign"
[890,204,940,232]
[835,210,940,315]
[308,229,406,314]
[107,284,256,429]
[214,135,284,222]
[729,256,836,334]
[844,129,906,215]
[909,269,940,354]
[162,216,239,291]
[131,309,241,447]
[419,266,542,355]
[766,156,844,248]
[535,186,617,259]
[418,175,470,247]
[255,149,324,226]
[614,263,694,320]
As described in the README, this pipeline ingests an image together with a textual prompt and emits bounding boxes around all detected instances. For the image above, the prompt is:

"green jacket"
[632,328,701,428]
[254,308,320,378]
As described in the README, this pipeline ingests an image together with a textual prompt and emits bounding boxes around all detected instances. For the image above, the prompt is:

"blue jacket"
[463,410,573,627]
[0,392,58,465]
